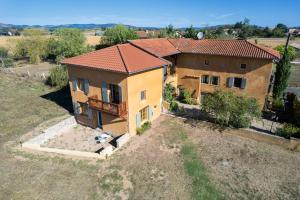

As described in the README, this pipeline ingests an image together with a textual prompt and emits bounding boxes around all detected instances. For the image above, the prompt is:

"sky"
[0,0,299,28]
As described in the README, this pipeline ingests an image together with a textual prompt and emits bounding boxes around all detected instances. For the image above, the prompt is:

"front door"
[97,111,103,129]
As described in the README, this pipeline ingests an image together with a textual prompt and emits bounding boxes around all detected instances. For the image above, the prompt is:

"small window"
[210,76,220,85]
[80,103,89,116]
[77,79,84,91]
[140,106,148,121]
[234,77,243,88]
[240,64,247,69]
[140,90,146,101]
[204,60,209,66]
[201,75,210,84]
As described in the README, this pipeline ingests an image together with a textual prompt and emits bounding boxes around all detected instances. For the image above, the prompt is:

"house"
[62,38,279,136]
[136,31,148,39]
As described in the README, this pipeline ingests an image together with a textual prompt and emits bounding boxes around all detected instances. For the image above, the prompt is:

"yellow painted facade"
[67,52,274,135]
[67,65,163,136]
[175,53,273,108]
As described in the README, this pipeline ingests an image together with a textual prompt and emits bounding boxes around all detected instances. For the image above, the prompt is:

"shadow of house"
[41,86,73,113]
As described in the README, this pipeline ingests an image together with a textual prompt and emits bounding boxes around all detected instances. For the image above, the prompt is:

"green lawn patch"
[181,142,224,200]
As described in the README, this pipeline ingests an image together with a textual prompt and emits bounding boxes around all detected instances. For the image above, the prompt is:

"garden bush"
[170,101,179,112]
[272,98,284,110]
[276,123,300,139]
[0,47,13,68]
[164,83,175,102]
[46,65,68,88]
[201,90,261,128]
[136,122,152,135]
[179,88,194,105]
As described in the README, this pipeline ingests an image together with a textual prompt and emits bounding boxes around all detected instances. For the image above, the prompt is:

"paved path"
[23,116,76,147]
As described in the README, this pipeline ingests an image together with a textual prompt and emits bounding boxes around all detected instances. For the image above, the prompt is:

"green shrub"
[170,101,179,112]
[136,122,152,135]
[164,83,175,102]
[276,123,300,139]
[46,65,68,88]
[201,90,261,128]
[180,88,194,105]
[0,47,13,68]
[272,98,284,110]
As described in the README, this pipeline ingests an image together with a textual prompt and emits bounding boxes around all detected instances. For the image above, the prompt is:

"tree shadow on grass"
[40,86,73,113]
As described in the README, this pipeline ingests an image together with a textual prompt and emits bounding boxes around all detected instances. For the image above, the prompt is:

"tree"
[48,28,87,62]
[13,28,49,64]
[236,18,252,39]
[273,36,292,99]
[99,24,138,47]
[201,90,261,128]
[184,25,198,39]
[158,24,178,38]
[275,45,296,61]
[272,23,288,37]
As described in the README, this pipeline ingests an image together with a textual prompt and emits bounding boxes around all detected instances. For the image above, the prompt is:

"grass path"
[162,119,224,200]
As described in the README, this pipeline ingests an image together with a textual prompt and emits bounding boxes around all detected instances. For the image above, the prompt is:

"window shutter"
[148,106,153,120]
[72,78,77,91]
[136,112,141,128]
[88,108,93,119]
[241,78,247,89]
[84,79,89,95]
[101,81,108,102]
[118,85,122,102]
[73,101,80,115]
[227,77,234,88]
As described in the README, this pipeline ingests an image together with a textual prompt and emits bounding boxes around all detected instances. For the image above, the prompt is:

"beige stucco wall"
[127,68,163,134]
[175,53,273,108]
[67,65,128,135]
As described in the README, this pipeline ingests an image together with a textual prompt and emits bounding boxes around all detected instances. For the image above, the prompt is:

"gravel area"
[42,124,113,152]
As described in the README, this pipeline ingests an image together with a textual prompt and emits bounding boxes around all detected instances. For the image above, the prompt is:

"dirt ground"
[2,114,299,199]
[43,124,113,152]
[177,117,300,200]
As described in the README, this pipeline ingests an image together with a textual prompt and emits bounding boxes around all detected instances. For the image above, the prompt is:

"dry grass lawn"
[1,72,299,200]
[0,35,101,49]
[248,37,300,48]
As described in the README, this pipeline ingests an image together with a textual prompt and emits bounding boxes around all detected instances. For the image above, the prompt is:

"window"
[77,79,84,91]
[80,103,89,116]
[210,76,220,85]
[204,60,209,66]
[109,84,120,104]
[140,90,146,101]
[240,64,247,69]
[140,106,148,121]
[234,77,243,88]
[76,78,89,94]
[201,75,210,84]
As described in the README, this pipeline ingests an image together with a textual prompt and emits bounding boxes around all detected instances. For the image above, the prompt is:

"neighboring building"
[62,38,279,136]
[289,29,300,36]
[136,31,148,39]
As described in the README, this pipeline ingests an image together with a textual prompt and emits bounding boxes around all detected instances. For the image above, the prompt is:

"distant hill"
[0,23,160,30]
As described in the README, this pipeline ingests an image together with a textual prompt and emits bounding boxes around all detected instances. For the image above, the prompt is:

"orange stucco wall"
[67,65,164,135]
[175,53,273,108]
[67,65,128,135]
[127,68,163,134]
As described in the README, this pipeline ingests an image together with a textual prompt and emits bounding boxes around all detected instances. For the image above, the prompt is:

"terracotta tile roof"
[61,43,169,74]
[168,38,280,59]
[129,38,180,57]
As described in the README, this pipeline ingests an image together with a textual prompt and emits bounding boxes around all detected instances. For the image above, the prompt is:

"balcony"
[88,95,127,117]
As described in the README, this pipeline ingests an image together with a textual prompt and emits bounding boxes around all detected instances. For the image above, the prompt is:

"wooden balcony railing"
[88,95,127,117]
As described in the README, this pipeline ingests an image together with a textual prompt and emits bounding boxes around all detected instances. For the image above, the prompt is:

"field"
[1,72,299,199]
[0,35,101,48]
[248,37,300,48]
[289,64,300,87]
